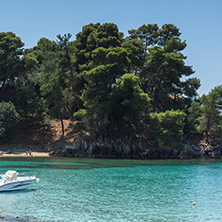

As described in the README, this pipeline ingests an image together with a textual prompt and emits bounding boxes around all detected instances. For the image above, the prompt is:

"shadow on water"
[0,189,37,194]
[1,157,222,171]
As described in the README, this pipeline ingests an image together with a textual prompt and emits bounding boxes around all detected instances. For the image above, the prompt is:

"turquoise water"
[0,158,222,221]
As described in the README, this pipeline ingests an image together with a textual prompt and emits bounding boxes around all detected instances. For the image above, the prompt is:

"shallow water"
[0,157,222,221]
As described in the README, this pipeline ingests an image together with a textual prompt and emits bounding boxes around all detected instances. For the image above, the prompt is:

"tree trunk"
[59,113,64,138]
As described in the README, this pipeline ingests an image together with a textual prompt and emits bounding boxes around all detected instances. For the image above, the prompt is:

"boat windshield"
[5,171,18,181]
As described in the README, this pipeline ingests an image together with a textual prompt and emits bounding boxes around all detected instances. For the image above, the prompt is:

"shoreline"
[0,151,50,157]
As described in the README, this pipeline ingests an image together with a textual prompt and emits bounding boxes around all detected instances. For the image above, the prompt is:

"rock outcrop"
[2,136,222,159]
[49,138,222,159]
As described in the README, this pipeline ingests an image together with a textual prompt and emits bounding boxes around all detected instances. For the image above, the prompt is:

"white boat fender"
[36,178,40,182]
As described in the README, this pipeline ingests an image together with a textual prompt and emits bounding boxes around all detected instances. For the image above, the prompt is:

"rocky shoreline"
[49,138,222,159]
[1,138,222,159]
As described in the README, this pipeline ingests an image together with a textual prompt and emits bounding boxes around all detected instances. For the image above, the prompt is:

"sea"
[0,157,222,222]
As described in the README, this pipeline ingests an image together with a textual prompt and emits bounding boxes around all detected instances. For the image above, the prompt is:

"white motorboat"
[0,170,38,192]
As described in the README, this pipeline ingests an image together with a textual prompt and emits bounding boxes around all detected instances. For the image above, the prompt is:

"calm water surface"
[0,157,222,222]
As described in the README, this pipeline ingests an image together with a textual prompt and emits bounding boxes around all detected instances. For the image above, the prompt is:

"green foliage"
[0,32,24,102]
[181,78,200,99]
[0,32,44,117]
[34,34,79,117]
[75,23,123,72]
[142,45,195,111]
[158,24,181,46]
[74,109,86,120]
[129,24,199,112]
[111,74,150,132]
[75,23,129,136]
[128,24,159,48]
[0,101,19,142]
[36,39,64,117]
[32,37,59,66]
[122,38,146,73]
[145,110,186,149]
[197,86,222,140]
[185,101,201,134]
[33,35,81,137]
[0,24,203,147]
[0,101,19,125]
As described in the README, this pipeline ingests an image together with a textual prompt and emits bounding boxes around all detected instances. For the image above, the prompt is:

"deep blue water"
[0,157,222,221]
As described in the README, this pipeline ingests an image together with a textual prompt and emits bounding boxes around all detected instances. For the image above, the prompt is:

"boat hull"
[0,178,36,192]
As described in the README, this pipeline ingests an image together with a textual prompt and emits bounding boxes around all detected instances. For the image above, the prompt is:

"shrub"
[145,110,186,150]
[0,101,19,143]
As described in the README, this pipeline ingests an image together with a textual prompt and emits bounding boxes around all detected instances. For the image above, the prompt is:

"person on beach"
[29,149,32,157]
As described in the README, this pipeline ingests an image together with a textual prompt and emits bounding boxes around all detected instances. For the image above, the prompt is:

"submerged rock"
[0,215,36,221]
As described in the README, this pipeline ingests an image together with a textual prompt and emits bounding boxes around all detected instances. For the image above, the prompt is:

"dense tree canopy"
[74,23,129,137]
[197,86,222,141]
[129,24,200,112]
[2,22,220,148]
[0,32,24,102]
[0,32,42,116]
[0,101,19,142]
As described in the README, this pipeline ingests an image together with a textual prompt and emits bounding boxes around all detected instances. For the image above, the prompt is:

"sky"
[1,0,222,96]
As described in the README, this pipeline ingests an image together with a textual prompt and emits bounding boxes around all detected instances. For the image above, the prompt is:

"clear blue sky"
[1,0,222,96]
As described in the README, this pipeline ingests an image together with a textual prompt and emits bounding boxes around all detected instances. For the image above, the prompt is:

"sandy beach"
[0,151,50,157]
